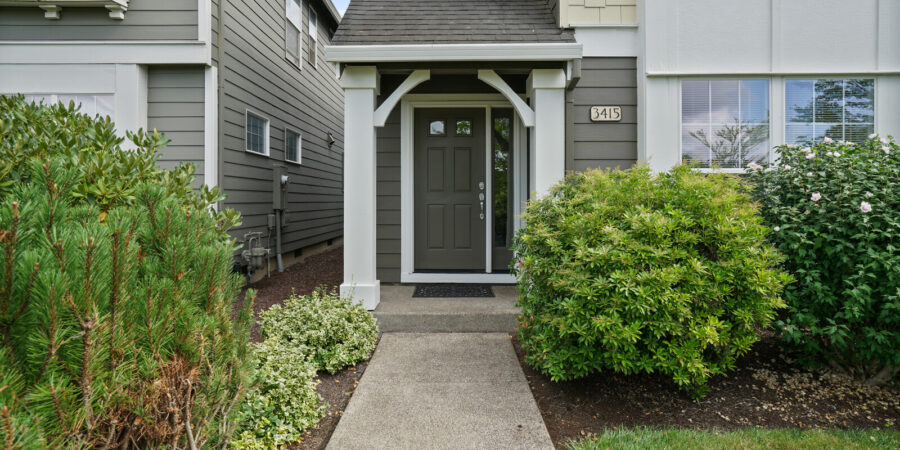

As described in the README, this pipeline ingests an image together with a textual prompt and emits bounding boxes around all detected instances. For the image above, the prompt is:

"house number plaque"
[590,106,622,122]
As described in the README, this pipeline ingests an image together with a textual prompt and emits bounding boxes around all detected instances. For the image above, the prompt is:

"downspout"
[565,58,582,173]
[216,0,225,198]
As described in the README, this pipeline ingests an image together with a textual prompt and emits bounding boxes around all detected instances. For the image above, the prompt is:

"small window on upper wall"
[246,111,270,155]
[285,128,302,164]
[285,0,303,68]
[309,8,318,68]
[785,79,874,144]
[681,79,770,169]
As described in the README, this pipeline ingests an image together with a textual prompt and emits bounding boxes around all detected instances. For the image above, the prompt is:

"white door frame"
[400,94,525,284]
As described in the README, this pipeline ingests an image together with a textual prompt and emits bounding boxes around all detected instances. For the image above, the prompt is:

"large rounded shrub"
[513,166,790,396]
[747,136,900,385]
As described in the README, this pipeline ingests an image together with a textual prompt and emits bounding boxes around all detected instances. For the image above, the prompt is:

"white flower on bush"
[765,167,776,173]
[869,133,878,140]
[884,146,892,155]
[783,164,792,171]
[746,162,763,171]
[860,201,873,213]
[834,152,841,157]
[806,172,814,177]
[811,192,822,202]
[806,152,816,160]
[773,226,781,232]
[826,151,834,157]
[800,147,811,154]
[824,137,834,144]
[865,191,874,198]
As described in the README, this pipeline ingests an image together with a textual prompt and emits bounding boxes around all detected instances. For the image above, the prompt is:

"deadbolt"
[478,181,485,191]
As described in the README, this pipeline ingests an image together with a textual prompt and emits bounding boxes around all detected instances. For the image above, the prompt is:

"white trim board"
[0,41,210,65]
[326,43,583,63]
[399,94,526,284]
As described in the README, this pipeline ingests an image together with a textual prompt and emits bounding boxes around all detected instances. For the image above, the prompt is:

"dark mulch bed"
[512,333,900,447]
[293,356,370,450]
[237,245,343,342]
[232,245,369,449]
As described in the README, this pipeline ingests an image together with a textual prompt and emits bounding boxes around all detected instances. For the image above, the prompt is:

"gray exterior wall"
[0,0,198,40]
[148,66,206,180]
[568,57,638,172]
[218,0,344,253]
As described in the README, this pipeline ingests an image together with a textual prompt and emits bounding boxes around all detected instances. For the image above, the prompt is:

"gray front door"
[414,108,486,271]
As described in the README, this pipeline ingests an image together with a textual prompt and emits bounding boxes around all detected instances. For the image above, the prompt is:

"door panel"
[414,108,486,271]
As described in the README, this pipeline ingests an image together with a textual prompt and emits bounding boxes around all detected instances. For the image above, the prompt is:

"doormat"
[413,284,495,298]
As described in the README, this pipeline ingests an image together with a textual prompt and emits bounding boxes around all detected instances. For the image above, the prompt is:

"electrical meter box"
[272,164,289,210]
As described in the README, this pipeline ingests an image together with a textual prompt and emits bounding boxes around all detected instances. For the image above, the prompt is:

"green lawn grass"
[565,427,900,450]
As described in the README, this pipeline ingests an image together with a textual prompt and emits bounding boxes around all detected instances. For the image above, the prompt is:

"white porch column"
[527,69,567,196]
[340,66,381,310]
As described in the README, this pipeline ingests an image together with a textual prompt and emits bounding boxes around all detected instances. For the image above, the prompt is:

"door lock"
[478,181,485,191]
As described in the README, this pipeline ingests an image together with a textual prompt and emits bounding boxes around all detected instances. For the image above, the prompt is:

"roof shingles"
[332,0,574,45]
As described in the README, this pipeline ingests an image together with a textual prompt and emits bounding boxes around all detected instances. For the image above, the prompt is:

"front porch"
[372,285,520,333]
[332,61,580,310]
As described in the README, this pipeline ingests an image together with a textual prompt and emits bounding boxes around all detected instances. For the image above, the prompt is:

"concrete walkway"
[326,333,554,450]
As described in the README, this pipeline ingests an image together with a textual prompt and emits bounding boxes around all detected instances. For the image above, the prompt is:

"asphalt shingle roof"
[332,0,575,45]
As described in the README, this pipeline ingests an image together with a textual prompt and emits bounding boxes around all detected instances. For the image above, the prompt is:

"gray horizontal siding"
[0,0,198,40]
[376,107,402,283]
[220,0,344,253]
[148,66,205,181]
[568,57,638,172]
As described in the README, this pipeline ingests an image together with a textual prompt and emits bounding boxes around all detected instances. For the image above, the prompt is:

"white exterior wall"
[638,0,900,171]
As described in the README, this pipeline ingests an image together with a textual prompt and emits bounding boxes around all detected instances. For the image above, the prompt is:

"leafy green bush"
[0,95,253,447]
[233,288,378,447]
[747,136,900,385]
[512,166,790,396]
[231,341,323,449]
[259,288,378,374]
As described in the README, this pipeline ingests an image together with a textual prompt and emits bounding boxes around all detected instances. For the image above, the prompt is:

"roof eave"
[325,43,583,64]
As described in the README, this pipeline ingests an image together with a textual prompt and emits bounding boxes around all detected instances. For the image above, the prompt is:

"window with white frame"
[785,79,874,144]
[285,0,303,68]
[681,80,770,169]
[285,128,302,164]
[246,111,270,155]
[309,8,318,68]
[24,94,114,118]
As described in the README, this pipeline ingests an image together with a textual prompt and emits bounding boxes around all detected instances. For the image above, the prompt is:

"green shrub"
[233,288,377,447]
[512,166,790,396]
[259,288,378,374]
[231,341,323,449]
[747,136,900,385]
[0,95,253,447]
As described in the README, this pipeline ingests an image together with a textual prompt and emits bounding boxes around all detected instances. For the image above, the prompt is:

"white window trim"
[678,77,774,172]
[309,7,318,69]
[284,127,302,164]
[782,76,877,146]
[285,0,303,70]
[245,109,270,156]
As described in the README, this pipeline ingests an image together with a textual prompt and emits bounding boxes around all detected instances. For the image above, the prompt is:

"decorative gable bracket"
[0,0,129,20]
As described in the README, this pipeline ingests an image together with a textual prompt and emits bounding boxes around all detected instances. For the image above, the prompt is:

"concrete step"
[372,285,521,333]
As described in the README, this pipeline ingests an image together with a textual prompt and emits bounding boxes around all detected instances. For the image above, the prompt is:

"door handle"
[480,200,485,220]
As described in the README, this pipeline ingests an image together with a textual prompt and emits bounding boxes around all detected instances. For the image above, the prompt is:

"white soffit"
[325,43,583,63]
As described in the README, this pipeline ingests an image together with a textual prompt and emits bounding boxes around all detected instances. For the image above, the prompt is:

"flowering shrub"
[513,166,790,397]
[748,135,900,385]
[259,288,378,374]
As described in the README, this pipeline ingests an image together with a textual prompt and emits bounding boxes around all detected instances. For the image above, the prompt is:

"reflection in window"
[492,111,512,249]
[428,120,445,136]
[785,79,874,144]
[681,80,770,169]
[285,129,301,163]
[455,120,472,136]
[246,112,269,155]
[285,0,303,67]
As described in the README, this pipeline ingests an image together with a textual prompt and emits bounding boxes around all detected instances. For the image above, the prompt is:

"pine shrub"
[747,136,900,385]
[512,166,790,397]
[0,95,253,447]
